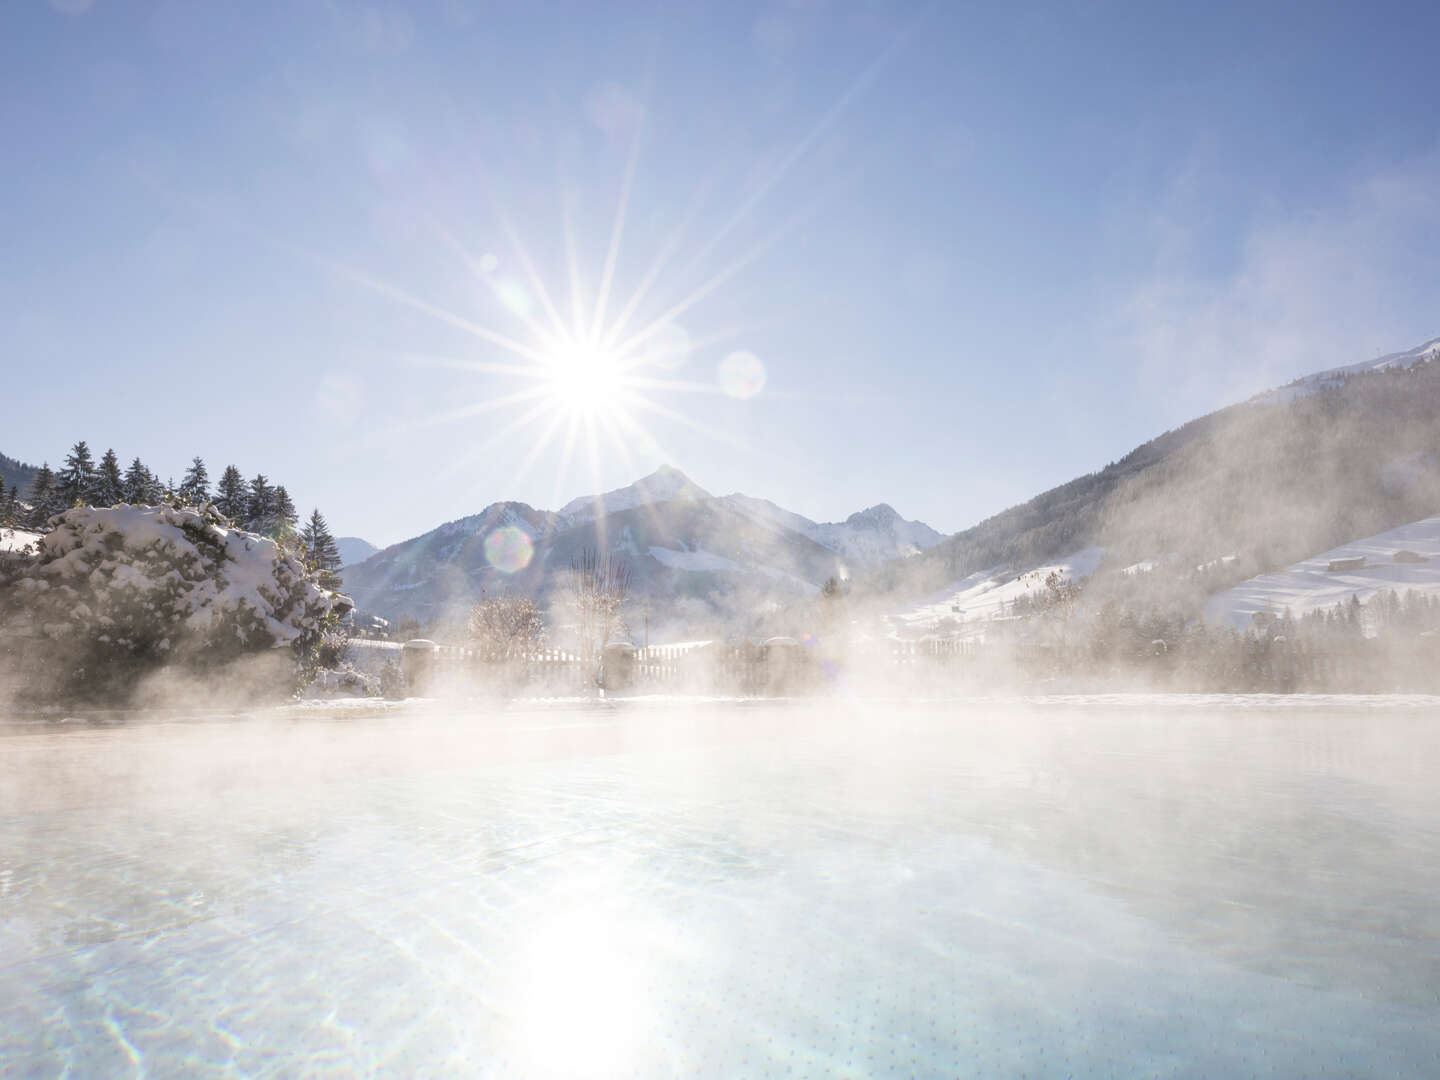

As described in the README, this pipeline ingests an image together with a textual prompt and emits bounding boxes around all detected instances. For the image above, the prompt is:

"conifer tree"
[1,485,16,528]
[300,508,344,591]
[56,441,96,508]
[143,469,167,505]
[246,474,276,532]
[274,485,298,527]
[123,457,151,504]
[27,463,58,528]
[178,456,210,507]
[94,448,125,507]
[214,465,247,521]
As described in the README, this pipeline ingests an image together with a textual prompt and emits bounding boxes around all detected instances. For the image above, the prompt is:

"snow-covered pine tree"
[56,441,96,508]
[94,448,125,507]
[178,456,210,507]
[246,474,277,533]
[214,465,247,521]
[1,485,17,527]
[2,503,351,700]
[142,469,166,505]
[274,485,298,528]
[123,457,151,504]
[300,508,344,591]
[27,463,58,528]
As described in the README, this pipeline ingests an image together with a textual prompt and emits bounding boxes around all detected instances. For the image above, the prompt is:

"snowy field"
[893,546,1104,636]
[3,697,1439,1077]
[1206,513,1440,628]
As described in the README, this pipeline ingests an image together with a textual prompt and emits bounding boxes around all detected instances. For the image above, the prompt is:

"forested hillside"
[0,452,38,497]
[855,355,1440,613]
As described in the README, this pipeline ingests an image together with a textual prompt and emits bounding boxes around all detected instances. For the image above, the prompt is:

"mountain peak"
[557,466,712,525]
[845,504,901,529]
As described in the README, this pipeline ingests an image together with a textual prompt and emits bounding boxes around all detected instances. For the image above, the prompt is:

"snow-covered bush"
[304,664,380,698]
[0,504,351,700]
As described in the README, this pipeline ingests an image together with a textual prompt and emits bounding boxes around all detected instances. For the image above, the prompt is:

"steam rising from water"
[3,697,1439,1075]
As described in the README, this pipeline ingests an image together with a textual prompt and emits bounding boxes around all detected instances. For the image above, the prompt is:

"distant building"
[1327,556,1366,572]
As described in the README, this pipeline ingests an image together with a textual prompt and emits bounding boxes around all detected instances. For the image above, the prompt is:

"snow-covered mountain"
[721,494,944,565]
[556,465,711,526]
[1255,335,1440,405]
[336,536,378,567]
[342,468,944,634]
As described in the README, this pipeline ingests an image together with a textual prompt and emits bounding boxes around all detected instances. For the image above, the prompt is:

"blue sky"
[5,0,1440,546]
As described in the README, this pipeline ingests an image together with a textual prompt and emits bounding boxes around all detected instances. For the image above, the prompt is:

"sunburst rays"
[305,12,923,542]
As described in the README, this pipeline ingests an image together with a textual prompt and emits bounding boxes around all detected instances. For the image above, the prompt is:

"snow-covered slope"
[892,547,1105,637]
[1204,515,1440,628]
[336,536,378,567]
[1256,335,1440,405]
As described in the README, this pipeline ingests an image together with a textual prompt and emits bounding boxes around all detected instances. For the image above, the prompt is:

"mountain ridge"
[849,334,1440,633]
[341,467,944,634]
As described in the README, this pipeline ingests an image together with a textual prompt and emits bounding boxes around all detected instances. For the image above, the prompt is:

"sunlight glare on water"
[507,906,653,1076]
[3,697,1439,1077]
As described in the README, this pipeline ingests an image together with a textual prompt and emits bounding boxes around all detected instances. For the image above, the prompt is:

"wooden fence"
[348,636,986,698]
[353,632,1440,696]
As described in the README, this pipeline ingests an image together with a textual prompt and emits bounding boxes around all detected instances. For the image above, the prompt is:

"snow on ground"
[892,547,1105,636]
[0,528,40,553]
[1204,514,1440,628]
[1196,553,1239,573]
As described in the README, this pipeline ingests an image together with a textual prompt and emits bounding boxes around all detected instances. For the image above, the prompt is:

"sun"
[285,16,917,509]
[542,341,627,418]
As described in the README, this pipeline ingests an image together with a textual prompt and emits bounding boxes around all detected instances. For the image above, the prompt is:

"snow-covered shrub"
[0,504,351,700]
[379,658,406,699]
[304,664,379,698]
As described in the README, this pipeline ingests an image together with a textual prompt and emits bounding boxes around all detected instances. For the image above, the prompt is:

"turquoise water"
[2,698,1438,1077]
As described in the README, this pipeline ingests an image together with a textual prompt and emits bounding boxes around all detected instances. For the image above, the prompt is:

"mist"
[9,0,1440,1073]
[5,695,1440,1076]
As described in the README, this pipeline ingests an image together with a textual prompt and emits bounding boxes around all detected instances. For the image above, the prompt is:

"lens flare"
[494,277,534,317]
[484,525,534,573]
[718,350,766,399]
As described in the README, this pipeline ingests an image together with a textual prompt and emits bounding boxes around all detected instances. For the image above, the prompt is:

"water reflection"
[1,698,1438,1076]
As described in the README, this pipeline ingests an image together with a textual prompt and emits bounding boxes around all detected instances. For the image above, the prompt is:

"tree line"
[1000,583,1440,693]
[0,440,343,592]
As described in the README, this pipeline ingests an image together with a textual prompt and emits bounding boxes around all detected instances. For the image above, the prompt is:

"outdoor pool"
[2,695,1438,1077]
